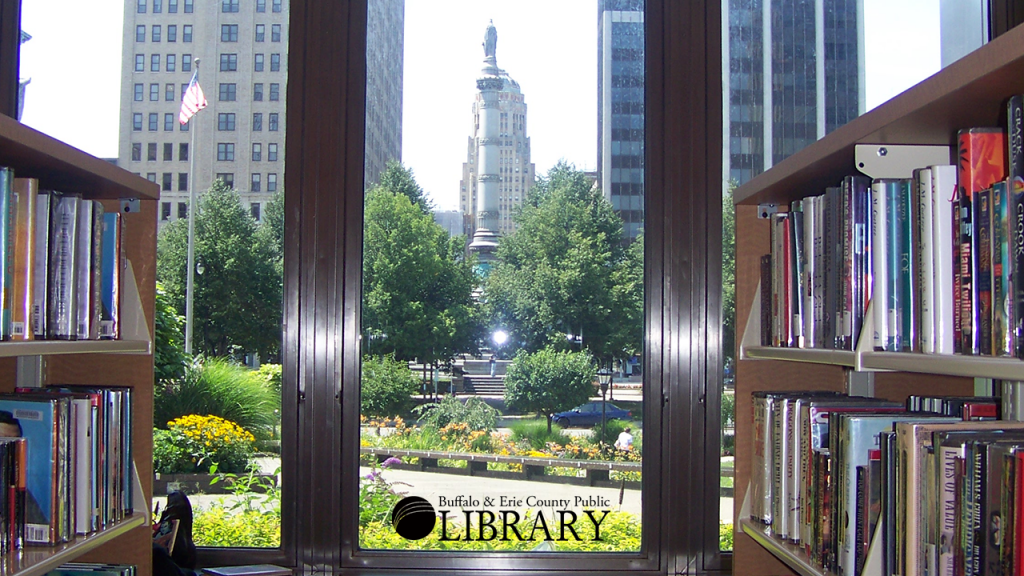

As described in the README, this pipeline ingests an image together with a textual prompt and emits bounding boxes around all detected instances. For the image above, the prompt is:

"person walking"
[489,354,497,377]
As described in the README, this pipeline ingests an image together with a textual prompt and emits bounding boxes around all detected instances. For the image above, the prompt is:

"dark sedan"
[552,402,631,428]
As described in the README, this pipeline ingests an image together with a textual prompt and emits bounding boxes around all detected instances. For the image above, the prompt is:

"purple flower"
[364,470,379,481]
[382,457,402,468]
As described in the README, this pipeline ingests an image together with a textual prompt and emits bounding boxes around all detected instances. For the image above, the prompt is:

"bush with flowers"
[155,414,256,473]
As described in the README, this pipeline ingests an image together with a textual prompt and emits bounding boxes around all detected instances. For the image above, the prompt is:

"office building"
[364,0,405,189]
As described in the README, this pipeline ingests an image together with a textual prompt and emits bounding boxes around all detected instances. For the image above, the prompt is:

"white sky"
[16,0,958,211]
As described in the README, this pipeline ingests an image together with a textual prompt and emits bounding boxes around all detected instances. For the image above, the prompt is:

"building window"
[165,83,175,101]
[161,202,170,221]
[163,143,173,161]
[271,24,281,42]
[179,143,189,161]
[179,111,189,131]
[153,0,162,12]
[221,24,239,42]
[268,113,278,131]
[164,113,174,131]
[137,0,146,13]
[147,173,157,183]
[256,0,265,11]
[148,113,158,131]
[252,143,262,161]
[162,173,172,191]
[216,173,234,187]
[184,0,192,12]
[272,0,281,12]
[136,25,145,42]
[178,173,188,191]
[217,143,235,161]
[252,113,263,131]
[152,25,161,42]
[270,53,280,71]
[166,54,176,72]
[177,202,187,219]
[222,0,239,12]
[134,54,144,72]
[220,53,238,72]
[147,143,157,161]
[267,172,277,192]
[167,25,177,43]
[151,54,160,72]
[251,202,261,221]
[253,83,263,101]
[168,0,178,13]
[218,113,237,131]
[133,113,142,131]
[182,54,191,71]
[131,143,142,162]
[133,84,143,102]
[255,24,265,42]
[269,83,279,101]
[183,25,192,42]
[268,143,278,162]
[254,54,264,72]
[149,83,159,101]
[219,83,236,101]
[251,173,261,192]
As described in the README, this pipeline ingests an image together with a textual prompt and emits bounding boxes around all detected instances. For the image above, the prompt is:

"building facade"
[597,0,645,243]
[459,22,535,251]
[364,0,405,189]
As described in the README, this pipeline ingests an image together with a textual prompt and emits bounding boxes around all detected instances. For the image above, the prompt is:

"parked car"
[552,402,631,428]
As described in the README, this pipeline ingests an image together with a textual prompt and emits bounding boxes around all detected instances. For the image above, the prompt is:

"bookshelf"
[732,19,1024,576]
[0,117,158,575]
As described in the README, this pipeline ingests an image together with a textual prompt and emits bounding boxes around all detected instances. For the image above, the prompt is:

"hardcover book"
[10,178,35,340]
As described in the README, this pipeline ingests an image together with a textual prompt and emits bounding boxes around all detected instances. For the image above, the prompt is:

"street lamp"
[597,367,611,444]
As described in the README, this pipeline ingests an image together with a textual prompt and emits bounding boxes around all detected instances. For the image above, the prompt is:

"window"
[164,113,174,131]
[182,55,191,71]
[222,0,239,12]
[177,202,187,219]
[137,0,146,13]
[256,0,265,11]
[133,84,143,102]
[251,173,261,192]
[147,173,157,183]
[167,25,177,43]
[132,113,142,131]
[251,203,261,221]
[271,24,281,42]
[252,143,262,161]
[151,54,160,72]
[268,113,278,131]
[161,202,170,221]
[134,54,144,72]
[252,113,263,131]
[254,54,264,72]
[268,143,278,162]
[179,143,189,161]
[217,143,235,161]
[255,24,265,42]
[149,83,159,101]
[267,172,277,192]
[272,0,280,12]
[131,143,142,162]
[180,83,188,98]
[162,173,172,191]
[179,113,189,131]
[164,83,174,101]
[253,83,263,101]
[220,54,238,72]
[136,25,145,42]
[184,0,192,12]
[183,25,192,42]
[151,25,161,43]
[218,113,236,131]
[216,173,234,188]
[178,173,188,191]
[221,25,239,42]
[163,143,173,161]
[148,113,158,131]
[168,0,177,13]
[219,83,236,101]
[270,53,280,71]
[147,143,157,161]
[153,0,162,12]
[166,54,176,72]
[269,83,279,101]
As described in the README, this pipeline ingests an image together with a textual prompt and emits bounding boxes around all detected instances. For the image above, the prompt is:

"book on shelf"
[48,563,136,576]
[11,178,35,341]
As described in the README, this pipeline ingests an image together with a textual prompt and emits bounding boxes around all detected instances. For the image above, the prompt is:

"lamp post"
[597,367,611,444]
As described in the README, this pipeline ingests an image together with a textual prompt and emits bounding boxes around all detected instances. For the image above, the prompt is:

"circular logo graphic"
[391,496,436,540]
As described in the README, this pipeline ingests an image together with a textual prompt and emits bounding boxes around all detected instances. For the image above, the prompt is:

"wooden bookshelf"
[738,519,832,576]
[5,515,146,576]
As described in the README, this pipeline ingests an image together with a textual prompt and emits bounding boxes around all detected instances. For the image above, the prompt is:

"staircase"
[463,376,506,395]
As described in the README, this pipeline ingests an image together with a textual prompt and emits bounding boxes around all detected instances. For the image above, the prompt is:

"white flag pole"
[184,58,200,355]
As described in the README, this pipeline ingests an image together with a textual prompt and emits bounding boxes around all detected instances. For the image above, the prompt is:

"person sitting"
[614,427,633,451]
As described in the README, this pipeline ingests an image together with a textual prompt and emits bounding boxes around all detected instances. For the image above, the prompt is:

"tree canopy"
[503,347,597,432]
[369,160,432,214]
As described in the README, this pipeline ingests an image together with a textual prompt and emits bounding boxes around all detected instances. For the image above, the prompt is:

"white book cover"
[72,397,93,534]
[871,181,889,350]
[32,192,50,337]
[803,197,816,348]
[931,165,956,354]
[918,169,936,353]
[74,200,93,340]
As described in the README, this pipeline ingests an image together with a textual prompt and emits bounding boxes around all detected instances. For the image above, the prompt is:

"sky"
[16,0,960,211]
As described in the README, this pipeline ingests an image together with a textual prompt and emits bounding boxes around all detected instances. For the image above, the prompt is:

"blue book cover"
[886,179,901,351]
[992,180,1013,356]
[974,188,994,355]
[99,213,121,340]
[898,179,915,351]
[0,396,58,544]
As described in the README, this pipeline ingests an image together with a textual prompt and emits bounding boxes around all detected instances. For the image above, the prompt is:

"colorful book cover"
[974,187,994,355]
[99,213,122,340]
[88,202,103,341]
[10,178,34,341]
[886,179,902,352]
[992,180,1013,357]
[871,180,889,350]
[32,191,52,338]
[0,168,13,340]
[49,194,80,340]
[0,396,59,545]
[1008,96,1024,359]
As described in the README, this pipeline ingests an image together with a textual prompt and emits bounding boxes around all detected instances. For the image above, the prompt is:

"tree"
[723,183,736,364]
[362,171,482,369]
[154,282,188,383]
[368,160,432,214]
[484,162,642,363]
[157,180,282,359]
[503,347,597,432]
[360,354,419,418]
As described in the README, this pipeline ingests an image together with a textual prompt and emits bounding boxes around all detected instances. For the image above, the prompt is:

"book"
[932,165,957,355]
[49,194,79,340]
[202,566,291,576]
[1008,95,1024,359]
[0,168,12,340]
[99,212,122,340]
[32,191,52,338]
[916,168,935,354]
[152,517,179,555]
[871,180,890,351]
[898,178,915,351]
[974,187,994,355]
[0,396,64,545]
[802,196,816,347]
[10,178,35,341]
[992,180,1013,357]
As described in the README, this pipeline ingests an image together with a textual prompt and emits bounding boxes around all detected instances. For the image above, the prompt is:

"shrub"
[156,415,256,473]
[504,347,596,431]
[359,467,403,528]
[510,419,567,450]
[154,282,187,384]
[194,508,280,547]
[590,418,630,446]
[155,357,280,439]
[255,363,283,395]
[361,354,419,418]
[720,522,734,550]
[413,395,498,432]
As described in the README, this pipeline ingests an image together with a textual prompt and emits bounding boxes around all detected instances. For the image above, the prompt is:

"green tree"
[485,162,642,363]
[503,347,596,432]
[157,180,282,358]
[260,188,285,261]
[723,183,736,364]
[154,282,188,383]
[368,160,432,214]
[362,172,481,370]
[360,354,419,418]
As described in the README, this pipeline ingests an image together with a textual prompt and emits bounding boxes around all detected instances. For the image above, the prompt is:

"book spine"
[982,446,1004,576]
[788,398,802,543]
[803,197,816,348]
[0,168,12,340]
[815,196,825,347]
[772,215,782,347]
[10,179,34,341]
[938,444,962,576]
[88,202,103,341]
[854,464,868,576]
[49,195,80,340]
[993,180,1013,356]
[919,169,936,353]
[1009,95,1024,358]
[961,185,977,354]
[975,188,994,355]
[32,192,51,339]
[933,166,958,355]
[872,181,889,350]
[74,201,93,340]
[842,178,855,350]
[761,254,772,346]
[900,178,916,351]
[853,177,870,350]
[99,213,122,339]
[791,205,805,348]
[783,214,793,347]
[772,399,787,537]
[1001,452,1015,576]
[887,179,902,351]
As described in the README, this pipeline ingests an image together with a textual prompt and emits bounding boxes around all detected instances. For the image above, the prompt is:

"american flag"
[179,70,207,125]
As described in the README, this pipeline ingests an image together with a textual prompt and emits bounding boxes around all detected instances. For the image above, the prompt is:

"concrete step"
[464,376,506,395]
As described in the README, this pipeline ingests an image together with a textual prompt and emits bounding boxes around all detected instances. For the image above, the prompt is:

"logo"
[391,496,436,540]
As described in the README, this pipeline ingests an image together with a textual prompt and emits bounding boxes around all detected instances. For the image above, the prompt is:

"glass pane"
[360,0,644,552]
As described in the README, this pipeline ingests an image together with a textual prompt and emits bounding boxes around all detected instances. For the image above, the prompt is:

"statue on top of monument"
[483,20,497,59]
